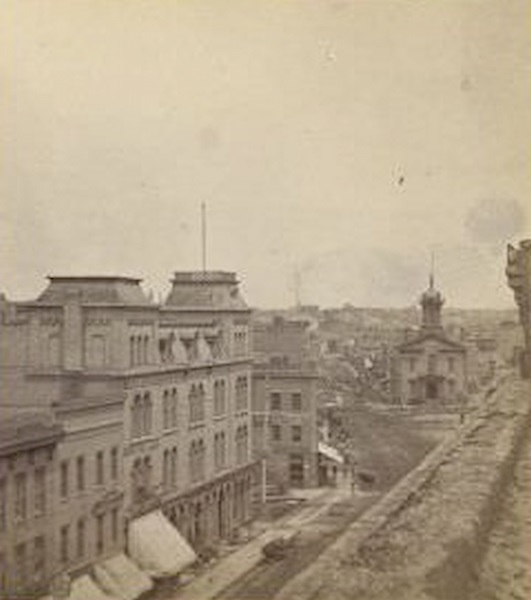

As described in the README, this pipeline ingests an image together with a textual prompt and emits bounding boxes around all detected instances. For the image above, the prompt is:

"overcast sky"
[1,0,530,308]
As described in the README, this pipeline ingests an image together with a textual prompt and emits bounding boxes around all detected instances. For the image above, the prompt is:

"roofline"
[46,276,143,283]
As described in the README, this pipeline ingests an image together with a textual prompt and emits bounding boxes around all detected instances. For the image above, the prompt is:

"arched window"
[171,447,178,487]
[189,441,197,483]
[130,336,135,366]
[143,456,152,493]
[131,395,142,439]
[197,440,205,481]
[143,336,149,364]
[214,432,226,471]
[171,389,178,428]
[189,385,197,422]
[143,393,152,435]
[163,449,170,489]
[235,425,249,465]
[134,336,139,366]
[197,384,205,421]
[235,376,248,412]
[214,380,226,416]
[163,390,170,430]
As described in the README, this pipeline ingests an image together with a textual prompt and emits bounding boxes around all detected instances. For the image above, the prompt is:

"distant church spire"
[429,251,435,289]
[421,252,444,331]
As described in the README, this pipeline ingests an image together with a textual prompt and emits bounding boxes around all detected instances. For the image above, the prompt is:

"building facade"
[392,276,467,405]
[0,271,257,597]
[0,414,64,598]
[252,317,319,491]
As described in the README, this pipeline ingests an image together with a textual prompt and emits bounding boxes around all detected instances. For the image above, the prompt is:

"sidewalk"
[171,479,353,600]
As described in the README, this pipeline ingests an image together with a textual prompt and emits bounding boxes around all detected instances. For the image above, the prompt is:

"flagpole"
[201,202,207,273]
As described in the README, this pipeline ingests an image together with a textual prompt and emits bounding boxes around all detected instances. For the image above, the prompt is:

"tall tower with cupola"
[420,273,444,332]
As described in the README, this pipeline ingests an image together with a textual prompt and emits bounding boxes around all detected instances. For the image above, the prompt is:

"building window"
[131,395,142,438]
[34,466,46,515]
[60,525,69,564]
[129,336,135,367]
[428,354,437,374]
[270,392,281,411]
[171,389,178,428]
[60,460,69,499]
[77,518,85,559]
[214,432,227,471]
[409,358,416,372]
[14,543,26,587]
[234,330,248,357]
[214,380,227,416]
[171,447,178,487]
[235,425,249,465]
[96,514,105,555]
[76,456,85,492]
[163,449,170,489]
[289,454,304,486]
[14,473,27,521]
[291,392,302,411]
[189,439,205,483]
[292,425,302,442]
[164,389,178,429]
[163,390,170,429]
[110,447,119,481]
[96,451,104,486]
[0,479,6,532]
[111,508,119,543]
[143,393,152,435]
[189,384,205,423]
[235,376,249,412]
[270,424,281,441]
[143,336,149,364]
[131,393,153,439]
[34,535,46,581]
[448,357,455,373]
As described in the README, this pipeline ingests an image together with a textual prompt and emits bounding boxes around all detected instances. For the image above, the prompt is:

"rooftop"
[165,270,248,310]
[36,276,151,305]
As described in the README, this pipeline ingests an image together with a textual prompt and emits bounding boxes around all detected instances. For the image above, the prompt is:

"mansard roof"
[36,276,151,305]
[164,271,249,310]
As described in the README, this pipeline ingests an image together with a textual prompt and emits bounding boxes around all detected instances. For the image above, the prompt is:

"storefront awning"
[128,510,197,578]
[93,553,153,600]
[318,442,344,464]
[66,574,118,600]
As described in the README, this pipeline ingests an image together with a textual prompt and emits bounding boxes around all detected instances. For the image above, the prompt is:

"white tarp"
[93,553,153,600]
[128,510,197,578]
[318,441,344,464]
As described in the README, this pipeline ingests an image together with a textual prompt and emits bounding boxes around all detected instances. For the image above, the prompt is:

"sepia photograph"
[1,1,530,599]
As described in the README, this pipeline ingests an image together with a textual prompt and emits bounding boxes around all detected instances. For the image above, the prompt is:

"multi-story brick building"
[391,276,467,405]
[0,414,63,598]
[0,270,257,597]
[251,317,319,491]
